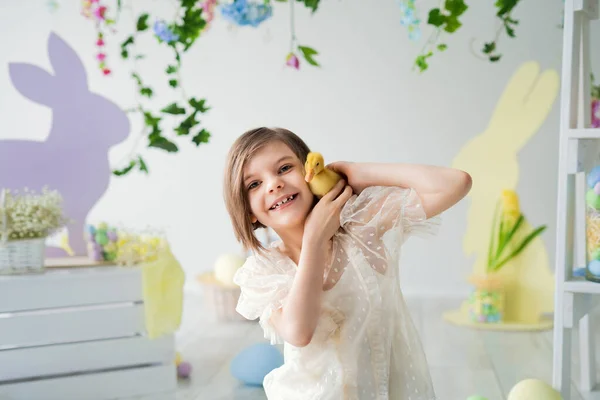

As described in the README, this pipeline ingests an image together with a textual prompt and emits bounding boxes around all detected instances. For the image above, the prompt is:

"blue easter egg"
[588,166,600,188]
[588,259,600,276]
[230,343,283,386]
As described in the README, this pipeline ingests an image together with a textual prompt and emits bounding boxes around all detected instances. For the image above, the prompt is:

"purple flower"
[592,99,600,128]
[153,20,179,43]
[220,0,272,27]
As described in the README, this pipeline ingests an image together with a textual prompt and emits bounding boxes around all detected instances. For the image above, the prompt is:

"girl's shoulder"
[233,241,296,286]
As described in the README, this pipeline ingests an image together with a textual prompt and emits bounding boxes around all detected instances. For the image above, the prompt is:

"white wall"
[1,0,595,297]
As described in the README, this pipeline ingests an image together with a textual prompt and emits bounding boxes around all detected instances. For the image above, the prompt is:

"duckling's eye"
[279,164,292,173]
[316,162,320,166]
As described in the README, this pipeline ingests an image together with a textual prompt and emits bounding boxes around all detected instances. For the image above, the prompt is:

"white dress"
[234,186,441,400]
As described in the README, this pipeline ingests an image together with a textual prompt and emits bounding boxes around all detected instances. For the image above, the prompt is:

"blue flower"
[153,20,180,43]
[219,0,273,27]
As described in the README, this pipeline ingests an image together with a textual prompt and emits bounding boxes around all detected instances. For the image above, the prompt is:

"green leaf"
[143,112,161,127]
[135,55,145,60]
[117,0,122,10]
[444,16,462,33]
[121,50,128,59]
[189,98,210,113]
[445,0,468,16]
[169,79,178,88]
[490,225,547,271]
[121,36,135,48]
[495,215,524,261]
[427,9,446,27]
[140,87,153,98]
[487,201,501,271]
[482,42,496,54]
[137,14,149,31]
[415,52,433,72]
[175,112,199,136]
[437,43,448,51]
[298,45,320,67]
[192,129,211,145]
[113,160,136,176]
[505,25,516,37]
[301,0,320,12]
[131,72,142,86]
[490,55,502,62]
[138,155,148,173]
[149,135,178,152]
[161,103,186,115]
[166,65,178,74]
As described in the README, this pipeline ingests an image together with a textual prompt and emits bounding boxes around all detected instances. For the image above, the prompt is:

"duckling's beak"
[305,169,315,182]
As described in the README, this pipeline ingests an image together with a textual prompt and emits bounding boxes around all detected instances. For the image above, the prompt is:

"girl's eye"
[280,164,292,173]
[248,182,259,190]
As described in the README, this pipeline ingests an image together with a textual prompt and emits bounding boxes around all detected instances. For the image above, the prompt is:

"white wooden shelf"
[568,128,600,139]
[564,277,600,294]
[553,0,600,398]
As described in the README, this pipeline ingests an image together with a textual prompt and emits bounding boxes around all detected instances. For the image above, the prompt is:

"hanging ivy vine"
[79,0,320,177]
[413,0,523,72]
[75,0,532,176]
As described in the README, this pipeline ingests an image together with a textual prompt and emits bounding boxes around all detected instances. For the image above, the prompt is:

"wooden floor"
[173,293,600,400]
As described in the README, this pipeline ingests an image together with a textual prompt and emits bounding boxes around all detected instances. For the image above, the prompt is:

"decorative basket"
[197,272,246,322]
[0,189,47,275]
[0,238,46,275]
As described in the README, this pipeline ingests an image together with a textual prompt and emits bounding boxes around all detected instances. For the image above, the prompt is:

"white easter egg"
[214,254,246,286]
[507,379,562,400]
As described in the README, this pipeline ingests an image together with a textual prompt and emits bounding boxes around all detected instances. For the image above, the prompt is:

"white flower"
[0,187,69,241]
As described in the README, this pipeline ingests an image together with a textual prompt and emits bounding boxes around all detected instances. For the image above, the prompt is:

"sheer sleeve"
[340,186,441,272]
[233,254,295,345]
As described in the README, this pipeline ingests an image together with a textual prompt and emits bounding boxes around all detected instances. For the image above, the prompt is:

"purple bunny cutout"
[2,32,129,257]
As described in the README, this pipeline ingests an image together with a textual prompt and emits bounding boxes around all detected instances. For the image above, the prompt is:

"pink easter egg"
[594,182,600,195]
[177,361,192,378]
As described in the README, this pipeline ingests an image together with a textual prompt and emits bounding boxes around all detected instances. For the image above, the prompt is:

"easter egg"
[107,230,118,242]
[588,166,600,188]
[586,189,600,209]
[592,248,600,260]
[507,379,561,400]
[98,222,108,231]
[177,361,192,378]
[95,232,109,246]
[231,343,283,386]
[588,259,600,276]
[214,254,246,286]
[174,352,182,366]
[595,182,600,195]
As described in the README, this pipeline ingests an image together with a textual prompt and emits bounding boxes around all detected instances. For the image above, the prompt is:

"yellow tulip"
[501,189,520,226]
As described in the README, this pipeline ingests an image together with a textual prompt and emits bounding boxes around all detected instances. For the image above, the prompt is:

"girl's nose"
[268,179,284,193]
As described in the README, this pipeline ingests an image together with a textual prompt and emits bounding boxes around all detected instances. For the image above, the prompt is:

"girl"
[223,127,472,399]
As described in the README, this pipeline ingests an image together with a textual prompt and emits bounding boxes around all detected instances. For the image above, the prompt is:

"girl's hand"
[327,161,369,194]
[303,179,353,247]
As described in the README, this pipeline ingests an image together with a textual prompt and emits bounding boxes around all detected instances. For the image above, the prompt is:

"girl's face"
[243,141,314,232]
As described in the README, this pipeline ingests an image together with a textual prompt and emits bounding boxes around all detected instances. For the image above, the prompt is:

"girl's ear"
[251,215,258,224]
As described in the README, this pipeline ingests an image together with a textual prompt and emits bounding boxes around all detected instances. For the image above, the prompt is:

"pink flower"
[102,68,111,76]
[96,38,105,46]
[592,99,600,128]
[286,53,299,69]
[94,5,107,20]
[96,53,106,61]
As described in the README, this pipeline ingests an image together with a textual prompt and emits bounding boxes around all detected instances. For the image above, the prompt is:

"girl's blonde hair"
[223,127,311,253]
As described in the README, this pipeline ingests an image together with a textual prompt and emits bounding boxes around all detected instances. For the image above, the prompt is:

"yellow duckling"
[304,152,342,198]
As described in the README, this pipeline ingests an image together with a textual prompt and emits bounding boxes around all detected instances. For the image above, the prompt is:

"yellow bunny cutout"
[445,61,560,329]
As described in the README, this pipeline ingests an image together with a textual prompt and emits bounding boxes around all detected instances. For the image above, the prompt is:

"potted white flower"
[0,187,69,274]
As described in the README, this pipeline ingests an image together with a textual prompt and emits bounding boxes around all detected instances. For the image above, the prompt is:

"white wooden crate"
[0,264,177,400]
